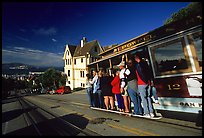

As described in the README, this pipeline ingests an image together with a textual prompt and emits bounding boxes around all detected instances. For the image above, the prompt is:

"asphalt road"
[2,90,202,136]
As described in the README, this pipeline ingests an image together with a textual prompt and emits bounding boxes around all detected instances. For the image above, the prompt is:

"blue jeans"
[138,85,154,114]
[127,86,143,115]
[150,86,158,100]
[115,94,124,109]
[93,90,104,108]
[86,87,94,107]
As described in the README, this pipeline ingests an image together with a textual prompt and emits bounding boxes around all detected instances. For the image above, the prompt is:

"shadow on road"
[158,110,202,127]
[2,96,18,104]
[2,108,33,123]
[4,113,90,136]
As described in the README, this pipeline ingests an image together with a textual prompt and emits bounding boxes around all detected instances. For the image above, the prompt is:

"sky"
[2,2,191,67]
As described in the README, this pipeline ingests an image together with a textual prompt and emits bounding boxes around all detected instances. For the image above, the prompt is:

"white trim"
[154,72,202,79]
[184,35,197,72]
[154,97,202,113]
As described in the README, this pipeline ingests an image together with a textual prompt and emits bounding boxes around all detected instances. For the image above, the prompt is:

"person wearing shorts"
[117,61,131,113]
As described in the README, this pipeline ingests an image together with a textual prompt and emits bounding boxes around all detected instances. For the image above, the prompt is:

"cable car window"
[151,38,192,76]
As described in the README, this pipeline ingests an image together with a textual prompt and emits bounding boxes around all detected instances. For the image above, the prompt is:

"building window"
[74,59,76,65]
[68,81,70,84]
[81,58,83,63]
[65,59,67,65]
[68,59,71,65]
[68,70,70,77]
[94,46,97,52]
[80,71,84,78]
[81,83,85,87]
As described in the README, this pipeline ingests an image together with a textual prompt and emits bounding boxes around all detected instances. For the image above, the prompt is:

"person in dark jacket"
[126,59,143,115]
[134,53,155,118]
[100,71,115,110]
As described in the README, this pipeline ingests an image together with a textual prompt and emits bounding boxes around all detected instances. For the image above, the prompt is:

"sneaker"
[143,114,151,118]
[150,113,155,118]
[133,112,143,116]
[119,109,125,112]
[155,100,159,104]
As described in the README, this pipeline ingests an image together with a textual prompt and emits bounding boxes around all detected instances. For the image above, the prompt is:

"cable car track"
[25,95,202,131]
[17,95,100,136]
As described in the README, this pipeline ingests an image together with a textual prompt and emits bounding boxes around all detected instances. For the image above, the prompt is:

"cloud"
[52,38,57,42]
[32,27,57,36]
[2,47,64,67]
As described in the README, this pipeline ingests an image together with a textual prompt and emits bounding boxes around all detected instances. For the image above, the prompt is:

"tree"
[37,68,66,90]
[2,77,30,99]
[2,77,14,98]
[164,2,202,25]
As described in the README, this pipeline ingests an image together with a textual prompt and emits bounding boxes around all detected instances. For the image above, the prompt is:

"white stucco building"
[63,37,103,90]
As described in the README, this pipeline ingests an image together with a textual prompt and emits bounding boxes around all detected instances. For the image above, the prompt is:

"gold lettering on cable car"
[167,84,181,90]
[114,34,152,52]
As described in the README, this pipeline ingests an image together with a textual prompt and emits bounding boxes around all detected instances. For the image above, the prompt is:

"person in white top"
[117,61,131,113]
[89,71,99,93]
[85,73,94,107]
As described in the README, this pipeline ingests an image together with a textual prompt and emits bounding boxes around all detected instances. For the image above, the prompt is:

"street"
[2,89,202,136]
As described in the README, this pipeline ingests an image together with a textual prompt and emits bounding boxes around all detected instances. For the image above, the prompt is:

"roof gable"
[73,40,99,57]
[63,44,77,59]
[68,45,77,56]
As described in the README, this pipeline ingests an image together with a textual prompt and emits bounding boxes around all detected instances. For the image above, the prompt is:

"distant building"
[63,37,103,90]
[2,74,29,81]
[29,71,44,75]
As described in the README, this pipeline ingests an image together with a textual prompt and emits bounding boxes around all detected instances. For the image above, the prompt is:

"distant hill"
[2,63,64,75]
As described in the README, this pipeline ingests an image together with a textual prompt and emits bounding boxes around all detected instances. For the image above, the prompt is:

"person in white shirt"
[85,73,94,107]
[117,61,131,113]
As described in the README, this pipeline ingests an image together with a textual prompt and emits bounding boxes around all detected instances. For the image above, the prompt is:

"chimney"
[81,37,87,47]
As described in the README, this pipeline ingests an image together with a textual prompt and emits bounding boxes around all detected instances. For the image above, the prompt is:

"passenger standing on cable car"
[143,58,160,105]
[100,70,115,110]
[126,59,143,115]
[85,73,94,107]
[111,70,125,112]
[118,61,131,113]
[89,70,103,108]
[134,53,155,118]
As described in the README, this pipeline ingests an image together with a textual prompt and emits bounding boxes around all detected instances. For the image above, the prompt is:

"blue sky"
[2,2,191,67]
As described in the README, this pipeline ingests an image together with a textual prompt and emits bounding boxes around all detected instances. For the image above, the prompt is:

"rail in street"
[2,90,202,136]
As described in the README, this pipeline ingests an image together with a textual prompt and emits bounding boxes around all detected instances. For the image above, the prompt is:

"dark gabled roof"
[73,40,99,57]
[99,44,118,55]
[102,46,111,51]
[67,44,77,56]
[102,44,118,51]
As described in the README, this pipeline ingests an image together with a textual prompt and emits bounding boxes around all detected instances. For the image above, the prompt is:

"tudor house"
[63,37,103,90]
